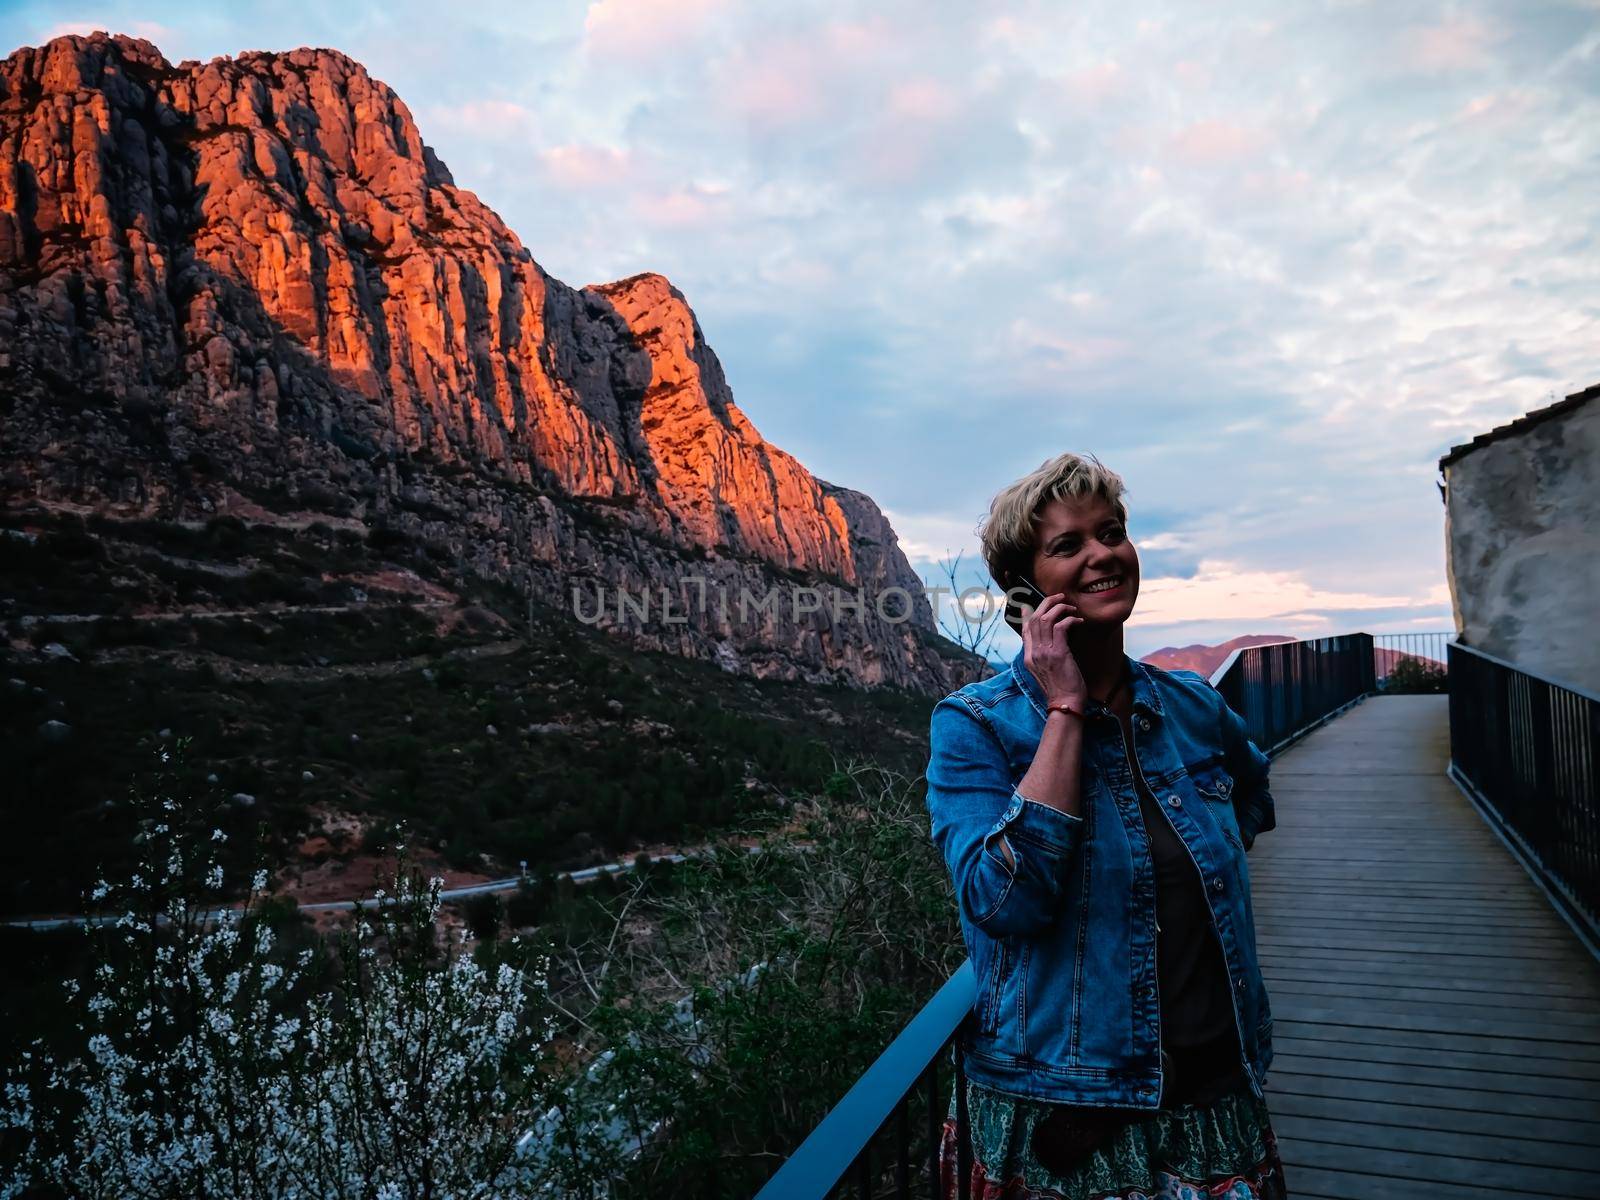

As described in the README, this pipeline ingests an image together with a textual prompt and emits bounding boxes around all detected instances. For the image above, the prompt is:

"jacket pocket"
[1190,763,1243,848]
[1190,763,1236,804]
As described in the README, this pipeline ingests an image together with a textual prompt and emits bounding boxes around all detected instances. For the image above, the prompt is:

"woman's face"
[1027,494,1140,625]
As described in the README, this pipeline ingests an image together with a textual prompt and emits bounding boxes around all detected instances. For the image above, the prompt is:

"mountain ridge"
[0,31,977,693]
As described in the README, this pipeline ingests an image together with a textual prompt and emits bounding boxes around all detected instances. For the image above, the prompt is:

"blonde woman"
[926,452,1286,1199]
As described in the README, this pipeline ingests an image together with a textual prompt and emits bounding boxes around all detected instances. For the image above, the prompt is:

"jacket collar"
[1011,646,1164,720]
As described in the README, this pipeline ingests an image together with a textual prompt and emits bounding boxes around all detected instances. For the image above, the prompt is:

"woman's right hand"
[1022,592,1088,708]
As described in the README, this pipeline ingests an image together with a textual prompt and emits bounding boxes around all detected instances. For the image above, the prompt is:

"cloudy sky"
[4,0,1596,659]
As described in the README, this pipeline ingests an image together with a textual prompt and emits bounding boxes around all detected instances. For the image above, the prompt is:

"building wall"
[1441,393,1600,695]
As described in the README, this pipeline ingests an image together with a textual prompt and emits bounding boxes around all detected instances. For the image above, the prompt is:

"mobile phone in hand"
[1003,571,1048,635]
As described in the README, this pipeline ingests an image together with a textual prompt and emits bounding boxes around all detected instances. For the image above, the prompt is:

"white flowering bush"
[1,746,561,1199]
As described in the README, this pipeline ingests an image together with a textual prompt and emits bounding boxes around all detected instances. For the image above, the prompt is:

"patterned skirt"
[938,1073,1288,1200]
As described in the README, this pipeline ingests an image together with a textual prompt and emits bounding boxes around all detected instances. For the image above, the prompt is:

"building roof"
[1439,382,1600,470]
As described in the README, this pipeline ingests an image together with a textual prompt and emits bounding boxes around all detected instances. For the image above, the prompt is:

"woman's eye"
[1102,526,1127,544]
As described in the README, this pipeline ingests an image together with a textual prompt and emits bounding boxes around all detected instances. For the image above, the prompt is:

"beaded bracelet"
[1045,701,1086,721]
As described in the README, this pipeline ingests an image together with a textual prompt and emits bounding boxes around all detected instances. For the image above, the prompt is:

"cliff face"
[0,33,977,692]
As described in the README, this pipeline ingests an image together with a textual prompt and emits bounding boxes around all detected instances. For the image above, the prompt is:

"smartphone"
[1002,571,1049,635]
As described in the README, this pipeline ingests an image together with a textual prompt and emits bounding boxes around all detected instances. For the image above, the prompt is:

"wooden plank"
[1254,847,1515,857]
[1254,933,1592,962]
[1251,881,1538,897]
[1258,949,1594,985]
[1266,1087,1600,1145]
[1270,1017,1600,1062]
[1257,907,1575,926]
[1270,1111,1600,1172]
[1262,1067,1600,1122]
[1246,850,1524,864]
[1272,1132,1594,1194]
[1261,963,1597,1000]
[1251,894,1568,915]
[1267,1045,1600,1101]
[1263,976,1600,1017]
[1256,901,1555,919]
[1260,921,1574,947]
[1248,876,1523,896]
[1249,884,1553,904]
[1255,921,1585,947]
[1269,1000,1600,1043]
[1274,1160,1546,1200]
[1251,895,1561,917]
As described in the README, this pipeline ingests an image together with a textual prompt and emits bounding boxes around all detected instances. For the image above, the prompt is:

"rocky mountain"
[0,32,977,693]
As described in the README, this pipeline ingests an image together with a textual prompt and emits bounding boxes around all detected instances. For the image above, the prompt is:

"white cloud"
[1132,560,1433,628]
[22,0,1593,648]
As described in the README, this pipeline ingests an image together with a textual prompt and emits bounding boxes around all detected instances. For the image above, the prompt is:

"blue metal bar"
[754,961,976,1200]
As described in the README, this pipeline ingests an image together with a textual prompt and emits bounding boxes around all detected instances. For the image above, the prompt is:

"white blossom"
[2,776,559,1200]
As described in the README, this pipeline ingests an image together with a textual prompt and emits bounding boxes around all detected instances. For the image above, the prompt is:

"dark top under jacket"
[1124,723,1241,1053]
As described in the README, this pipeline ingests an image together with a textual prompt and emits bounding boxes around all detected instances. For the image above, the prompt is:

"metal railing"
[1446,642,1600,955]
[1208,633,1376,755]
[759,634,1382,1199]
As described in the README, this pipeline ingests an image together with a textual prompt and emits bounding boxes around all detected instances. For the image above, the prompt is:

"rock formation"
[0,32,979,693]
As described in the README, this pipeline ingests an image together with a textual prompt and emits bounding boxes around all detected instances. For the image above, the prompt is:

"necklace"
[1091,665,1132,709]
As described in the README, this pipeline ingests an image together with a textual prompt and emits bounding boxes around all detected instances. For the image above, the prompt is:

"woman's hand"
[1022,592,1088,708]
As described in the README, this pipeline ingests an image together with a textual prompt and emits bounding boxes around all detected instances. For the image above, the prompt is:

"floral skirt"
[939,1074,1288,1200]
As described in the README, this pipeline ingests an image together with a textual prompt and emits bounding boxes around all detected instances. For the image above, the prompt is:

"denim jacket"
[925,648,1277,1109]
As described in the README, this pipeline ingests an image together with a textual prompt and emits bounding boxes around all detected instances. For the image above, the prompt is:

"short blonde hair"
[980,451,1129,588]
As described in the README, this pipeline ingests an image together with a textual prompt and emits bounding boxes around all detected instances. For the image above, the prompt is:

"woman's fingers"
[1047,613,1078,648]
[1028,593,1076,624]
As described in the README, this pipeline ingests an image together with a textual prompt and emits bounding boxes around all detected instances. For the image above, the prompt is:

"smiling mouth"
[1081,576,1126,595]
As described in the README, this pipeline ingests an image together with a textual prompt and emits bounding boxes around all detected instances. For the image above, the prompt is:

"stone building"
[1438,383,1600,694]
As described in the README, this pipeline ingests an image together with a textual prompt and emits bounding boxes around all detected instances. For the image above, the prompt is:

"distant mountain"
[1140,635,1298,680]
[0,33,980,694]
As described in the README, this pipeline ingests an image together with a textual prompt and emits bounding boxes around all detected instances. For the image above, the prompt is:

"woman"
[925,452,1287,1199]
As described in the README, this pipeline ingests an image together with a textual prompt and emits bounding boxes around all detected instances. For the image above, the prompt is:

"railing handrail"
[753,960,976,1200]
[1449,639,1600,704]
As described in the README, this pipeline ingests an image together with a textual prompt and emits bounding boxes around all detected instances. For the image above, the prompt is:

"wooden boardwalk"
[1250,694,1600,1199]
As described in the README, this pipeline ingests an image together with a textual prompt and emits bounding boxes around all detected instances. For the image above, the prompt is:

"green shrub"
[541,758,961,1199]
[1382,657,1447,694]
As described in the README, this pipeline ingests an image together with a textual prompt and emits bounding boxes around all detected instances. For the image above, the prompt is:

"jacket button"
[1167,795,1181,808]
[1219,779,1232,795]
[1211,877,1225,892]
[1136,716,1150,731]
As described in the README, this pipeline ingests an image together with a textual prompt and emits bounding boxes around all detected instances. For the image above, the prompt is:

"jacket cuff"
[982,790,1085,871]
